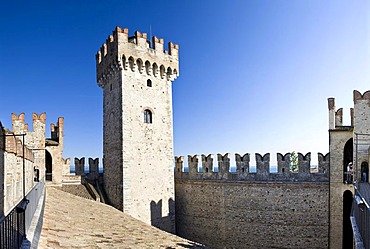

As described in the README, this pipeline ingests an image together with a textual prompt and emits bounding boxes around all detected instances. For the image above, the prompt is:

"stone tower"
[328,90,370,249]
[96,26,179,232]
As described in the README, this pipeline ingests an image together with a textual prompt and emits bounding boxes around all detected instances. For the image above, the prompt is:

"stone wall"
[46,117,65,184]
[175,153,329,249]
[12,113,46,182]
[176,181,329,249]
[353,90,370,175]
[0,125,35,216]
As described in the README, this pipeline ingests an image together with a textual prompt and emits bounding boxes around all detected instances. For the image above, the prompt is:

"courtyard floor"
[38,186,204,249]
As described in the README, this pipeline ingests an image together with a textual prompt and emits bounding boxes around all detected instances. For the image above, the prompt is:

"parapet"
[11,112,47,134]
[73,157,101,182]
[353,90,370,134]
[328,97,353,130]
[175,152,329,182]
[74,157,85,176]
[50,117,64,143]
[96,26,179,87]
[353,90,370,104]
[4,131,34,162]
[329,90,370,130]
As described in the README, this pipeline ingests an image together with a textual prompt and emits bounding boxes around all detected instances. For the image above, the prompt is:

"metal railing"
[352,187,370,249]
[354,133,370,184]
[0,179,45,248]
[25,179,44,233]
[0,199,28,249]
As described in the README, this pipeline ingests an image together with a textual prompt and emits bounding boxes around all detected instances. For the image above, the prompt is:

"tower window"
[144,109,152,123]
[147,79,152,87]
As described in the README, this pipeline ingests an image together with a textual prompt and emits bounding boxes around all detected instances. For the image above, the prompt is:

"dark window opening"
[144,109,152,124]
[343,138,353,183]
[147,79,152,87]
[110,84,112,91]
[343,190,353,249]
[361,162,369,183]
[45,150,52,181]
[34,167,39,182]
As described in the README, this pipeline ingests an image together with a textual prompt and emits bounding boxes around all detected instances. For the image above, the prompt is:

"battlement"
[354,90,370,103]
[50,117,64,143]
[73,157,101,182]
[96,26,179,87]
[175,152,329,182]
[11,112,47,134]
[352,90,370,136]
[328,98,353,129]
[328,90,370,129]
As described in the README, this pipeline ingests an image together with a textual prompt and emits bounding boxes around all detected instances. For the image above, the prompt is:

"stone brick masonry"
[39,186,205,248]
[175,180,329,249]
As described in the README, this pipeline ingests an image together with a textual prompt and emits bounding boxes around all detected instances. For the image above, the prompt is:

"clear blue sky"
[1,1,369,166]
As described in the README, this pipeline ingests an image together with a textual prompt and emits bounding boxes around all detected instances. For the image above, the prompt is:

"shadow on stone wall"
[150,198,175,233]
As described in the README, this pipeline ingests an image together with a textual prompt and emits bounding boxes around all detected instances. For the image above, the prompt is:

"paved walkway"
[358,182,370,205]
[39,187,204,248]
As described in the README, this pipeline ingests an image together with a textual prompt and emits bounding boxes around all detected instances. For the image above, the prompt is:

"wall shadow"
[150,198,175,233]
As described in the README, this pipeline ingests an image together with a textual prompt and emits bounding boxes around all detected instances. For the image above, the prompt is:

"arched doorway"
[45,150,52,181]
[343,138,353,183]
[361,161,369,183]
[342,190,353,249]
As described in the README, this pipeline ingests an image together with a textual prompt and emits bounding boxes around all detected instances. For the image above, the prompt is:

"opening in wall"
[144,109,152,124]
[147,79,152,87]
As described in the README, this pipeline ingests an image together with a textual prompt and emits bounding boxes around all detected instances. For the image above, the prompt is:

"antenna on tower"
[149,24,152,47]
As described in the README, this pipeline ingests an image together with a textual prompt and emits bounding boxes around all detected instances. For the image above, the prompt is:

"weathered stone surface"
[175,180,329,249]
[97,27,179,232]
[55,184,94,200]
[39,187,204,248]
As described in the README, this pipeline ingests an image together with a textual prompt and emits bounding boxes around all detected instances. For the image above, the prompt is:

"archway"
[45,150,52,181]
[361,161,369,183]
[342,190,353,249]
[343,138,353,183]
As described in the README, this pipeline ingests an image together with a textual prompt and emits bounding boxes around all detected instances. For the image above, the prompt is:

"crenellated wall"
[175,152,329,249]
[175,152,329,182]
[74,157,100,182]
[0,122,36,216]
[96,26,179,88]
[46,117,66,184]
[12,113,46,183]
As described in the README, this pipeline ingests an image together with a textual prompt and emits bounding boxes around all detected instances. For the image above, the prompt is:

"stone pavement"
[358,182,370,204]
[55,184,94,200]
[39,186,205,248]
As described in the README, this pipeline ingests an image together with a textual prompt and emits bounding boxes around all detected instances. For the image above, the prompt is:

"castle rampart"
[74,157,100,182]
[175,152,329,248]
[0,122,36,216]
[175,152,329,182]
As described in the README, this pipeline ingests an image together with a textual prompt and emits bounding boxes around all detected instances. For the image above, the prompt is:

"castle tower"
[45,117,65,184]
[96,26,179,232]
[327,91,370,249]
[327,97,353,249]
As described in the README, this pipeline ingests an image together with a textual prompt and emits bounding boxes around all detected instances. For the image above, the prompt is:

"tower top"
[96,26,179,87]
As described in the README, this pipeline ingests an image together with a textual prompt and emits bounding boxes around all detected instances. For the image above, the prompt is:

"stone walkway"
[358,182,370,205]
[39,187,204,248]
